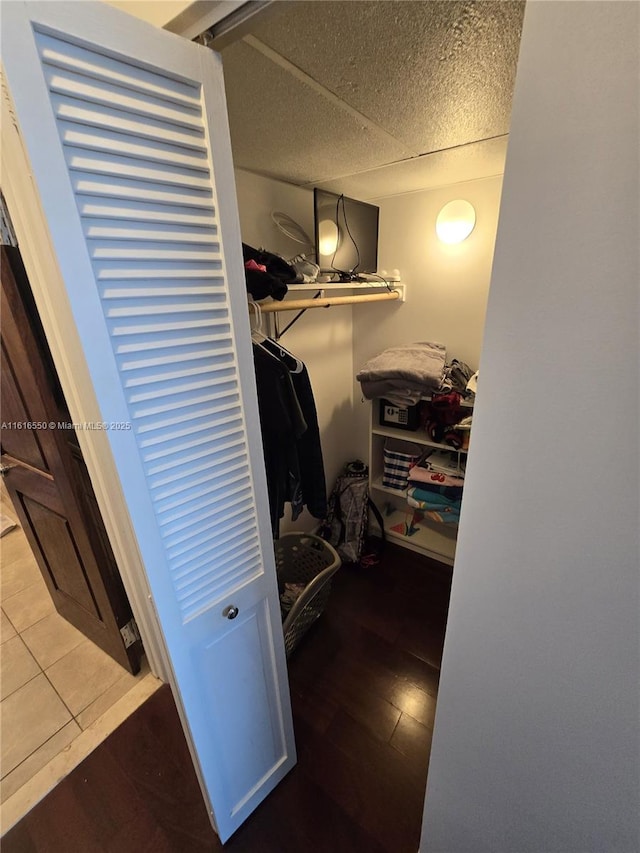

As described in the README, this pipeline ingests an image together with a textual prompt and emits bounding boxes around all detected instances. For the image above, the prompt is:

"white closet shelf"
[286,281,402,291]
[373,503,458,565]
[372,423,469,453]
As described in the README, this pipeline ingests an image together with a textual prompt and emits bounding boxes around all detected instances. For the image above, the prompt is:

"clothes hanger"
[248,298,286,369]
[249,296,304,373]
[260,336,304,374]
[248,298,267,342]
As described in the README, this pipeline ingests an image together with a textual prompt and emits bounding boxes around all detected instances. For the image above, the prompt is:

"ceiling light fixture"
[436,200,476,244]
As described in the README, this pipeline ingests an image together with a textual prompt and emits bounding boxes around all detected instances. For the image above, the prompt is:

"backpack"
[320,461,385,566]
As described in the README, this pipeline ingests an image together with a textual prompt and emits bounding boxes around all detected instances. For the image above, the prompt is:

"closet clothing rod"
[259,289,401,313]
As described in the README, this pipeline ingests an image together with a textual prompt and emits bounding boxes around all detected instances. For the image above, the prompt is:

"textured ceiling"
[220,0,525,198]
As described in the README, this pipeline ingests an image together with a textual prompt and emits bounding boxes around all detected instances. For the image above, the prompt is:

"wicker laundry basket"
[275,533,341,658]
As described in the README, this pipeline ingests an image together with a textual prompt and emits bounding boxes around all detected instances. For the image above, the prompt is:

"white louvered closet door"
[2,2,295,841]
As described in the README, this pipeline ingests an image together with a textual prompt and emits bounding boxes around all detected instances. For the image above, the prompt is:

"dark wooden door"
[1,245,141,673]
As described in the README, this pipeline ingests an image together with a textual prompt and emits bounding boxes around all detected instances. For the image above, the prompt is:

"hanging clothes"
[260,338,326,520]
[252,338,327,537]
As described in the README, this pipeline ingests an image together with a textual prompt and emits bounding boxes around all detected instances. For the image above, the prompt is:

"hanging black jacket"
[252,341,327,536]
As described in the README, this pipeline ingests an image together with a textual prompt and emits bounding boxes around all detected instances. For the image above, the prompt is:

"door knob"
[222,605,239,620]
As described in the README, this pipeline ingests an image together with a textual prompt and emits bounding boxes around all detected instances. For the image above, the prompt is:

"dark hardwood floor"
[3,543,452,853]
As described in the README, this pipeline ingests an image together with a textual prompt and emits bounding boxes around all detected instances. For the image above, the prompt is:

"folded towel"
[357,342,446,399]
[407,487,461,524]
[408,482,464,502]
[357,379,425,406]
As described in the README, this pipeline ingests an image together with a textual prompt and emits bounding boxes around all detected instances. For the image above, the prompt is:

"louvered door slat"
[128,373,238,404]
[155,477,247,517]
[37,31,201,106]
[103,286,222,298]
[169,528,258,575]
[67,153,212,191]
[72,174,213,208]
[81,199,216,226]
[172,541,261,586]
[142,420,242,459]
[161,492,252,539]
[62,125,210,171]
[54,100,208,151]
[147,437,246,476]
[97,263,223,279]
[85,222,217,243]
[137,412,241,451]
[157,484,246,526]
[149,448,247,489]
[44,69,203,128]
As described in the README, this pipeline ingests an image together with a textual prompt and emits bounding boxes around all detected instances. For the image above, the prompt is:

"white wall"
[421,2,639,851]
[233,169,357,533]
[351,175,503,460]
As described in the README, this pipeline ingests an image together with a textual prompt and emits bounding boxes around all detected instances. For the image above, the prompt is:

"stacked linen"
[356,342,446,407]
[439,359,476,398]
[406,451,464,525]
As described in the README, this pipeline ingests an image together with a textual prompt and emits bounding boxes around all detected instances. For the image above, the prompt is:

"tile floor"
[0,496,156,818]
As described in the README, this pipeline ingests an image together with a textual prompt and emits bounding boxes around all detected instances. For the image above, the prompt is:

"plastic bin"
[274,532,341,658]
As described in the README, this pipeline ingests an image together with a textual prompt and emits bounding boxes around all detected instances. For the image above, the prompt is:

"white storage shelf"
[372,422,469,454]
[375,501,459,564]
[287,281,401,292]
[369,399,472,566]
